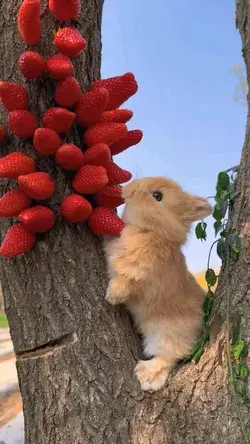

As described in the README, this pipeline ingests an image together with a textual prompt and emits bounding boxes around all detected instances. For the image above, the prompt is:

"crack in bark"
[16,332,78,361]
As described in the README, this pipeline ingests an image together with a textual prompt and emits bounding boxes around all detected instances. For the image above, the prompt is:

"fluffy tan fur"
[105,177,212,391]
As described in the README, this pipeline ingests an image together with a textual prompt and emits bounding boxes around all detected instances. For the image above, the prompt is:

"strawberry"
[99,109,133,124]
[84,123,127,147]
[47,55,74,80]
[33,128,61,156]
[105,161,132,185]
[54,28,87,58]
[18,206,56,233]
[0,125,6,143]
[55,76,81,108]
[76,88,109,126]
[61,194,92,223]
[49,0,81,21]
[18,51,46,80]
[94,185,124,209]
[0,189,31,217]
[9,111,38,139]
[110,129,143,156]
[73,165,108,194]
[83,143,111,167]
[0,224,36,258]
[0,82,29,111]
[43,108,76,133]
[0,153,36,179]
[18,172,56,200]
[92,73,138,110]
[56,144,84,171]
[18,0,41,46]
[88,207,124,237]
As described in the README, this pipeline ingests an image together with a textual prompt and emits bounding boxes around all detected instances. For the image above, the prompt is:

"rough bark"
[0,0,250,443]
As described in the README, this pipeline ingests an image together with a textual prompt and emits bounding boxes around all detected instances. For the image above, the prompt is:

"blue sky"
[101,0,246,273]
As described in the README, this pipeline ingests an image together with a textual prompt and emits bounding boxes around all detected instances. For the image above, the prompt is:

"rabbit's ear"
[189,196,213,222]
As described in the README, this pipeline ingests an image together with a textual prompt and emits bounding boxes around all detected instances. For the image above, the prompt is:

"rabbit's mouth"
[122,186,136,200]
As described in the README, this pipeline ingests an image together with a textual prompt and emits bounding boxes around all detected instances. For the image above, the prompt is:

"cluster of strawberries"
[0,0,143,259]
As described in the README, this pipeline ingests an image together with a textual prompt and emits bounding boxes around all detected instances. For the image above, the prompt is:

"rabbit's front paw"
[105,279,128,305]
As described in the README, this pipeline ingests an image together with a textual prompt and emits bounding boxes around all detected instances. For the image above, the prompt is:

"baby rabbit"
[105,177,212,392]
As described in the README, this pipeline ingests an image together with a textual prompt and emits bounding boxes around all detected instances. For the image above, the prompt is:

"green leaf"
[203,292,214,315]
[238,364,249,381]
[232,339,248,360]
[244,397,250,408]
[236,385,247,397]
[219,199,228,218]
[213,206,222,222]
[231,313,241,346]
[192,345,204,363]
[220,189,231,201]
[203,325,210,342]
[216,172,230,192]
[227,234,241,258]
[195,222,202,240]
[185,340,203,363]
[205,269,217,287]
[195,222,207,241]
[232,237,241,258]
[234,363,249,381]
[232,243,240,256]
[217,238,227,260]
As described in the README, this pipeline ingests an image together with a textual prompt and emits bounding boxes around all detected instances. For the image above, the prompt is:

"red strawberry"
[0,125,6,143]
[84,123,127,147]
[18,0,41,46]
[56,144,84,171]
[9,110,38,139]
[34,128,61,156]
[54,28,87,58]
[88,207,124,237]
[18,51,46,80]
[18,206,56,233]
[83,143,111,166]
[105,161,132,185]
[76,88,109,126]
[0,82,29,111]
[49,0,81,21]
[61,194,92,223]
[99,109,133,124]
[0,189,31,217]
[94,185,124,209]
[0,153,36,179]
[18,172,56,200]
[73,165,108,194]
[47,55,74,80]
[92,73,138,110]
[43,108,76,133]
[55,76,81,108]
[110,129,143,156]
[0,224,36,258]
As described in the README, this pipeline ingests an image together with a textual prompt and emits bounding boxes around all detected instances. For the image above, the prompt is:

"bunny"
[104,177,213,392]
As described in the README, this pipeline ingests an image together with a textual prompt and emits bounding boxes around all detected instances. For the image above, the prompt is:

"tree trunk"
[0,0,250,443]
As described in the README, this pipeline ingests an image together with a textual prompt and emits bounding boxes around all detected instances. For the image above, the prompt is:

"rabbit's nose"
[137,185,147,195]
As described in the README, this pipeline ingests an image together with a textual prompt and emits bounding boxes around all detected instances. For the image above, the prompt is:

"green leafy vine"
[190,167,250,442]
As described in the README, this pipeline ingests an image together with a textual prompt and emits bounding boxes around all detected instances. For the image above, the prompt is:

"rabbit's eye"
[152,191,163,202]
